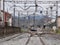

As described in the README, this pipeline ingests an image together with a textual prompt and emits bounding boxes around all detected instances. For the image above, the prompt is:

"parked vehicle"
[30,26,37,31]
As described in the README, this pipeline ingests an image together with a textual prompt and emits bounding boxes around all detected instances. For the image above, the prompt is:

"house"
[0,10,12,27]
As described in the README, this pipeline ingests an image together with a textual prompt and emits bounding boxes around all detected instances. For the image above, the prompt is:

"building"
[0,0,3,27]
[57,16,60,28]
[1,10,12,27]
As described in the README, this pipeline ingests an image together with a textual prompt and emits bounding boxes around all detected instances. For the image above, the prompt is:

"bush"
[56,29,60,34]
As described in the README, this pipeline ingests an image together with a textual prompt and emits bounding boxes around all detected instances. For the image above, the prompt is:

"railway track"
[25,31,46,45]
[0,30,55,45]
[24,29,55,45]
[0,33,24,43]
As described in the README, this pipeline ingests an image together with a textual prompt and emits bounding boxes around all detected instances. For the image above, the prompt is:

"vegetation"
[48,21,56,28]
[56,29,60,34]
[21,29,29,33]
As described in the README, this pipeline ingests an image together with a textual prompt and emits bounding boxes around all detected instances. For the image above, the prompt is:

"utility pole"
[18,11,20,28]
[56,1,58,28]
[3,0,5,27]
[24,0,27,10]
[12,1,15,27]
[46,8,48,25]
[33,0,38,27]
[12,1,16,33]
[27,11,30,27]
[50,6,53,26]
[3,0,6,37]
[18,11,21,32]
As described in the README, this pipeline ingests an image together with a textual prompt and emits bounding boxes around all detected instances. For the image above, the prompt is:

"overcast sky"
[1,0,60,17]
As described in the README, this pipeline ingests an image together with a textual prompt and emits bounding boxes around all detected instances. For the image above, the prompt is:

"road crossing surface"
[0,32,60,45]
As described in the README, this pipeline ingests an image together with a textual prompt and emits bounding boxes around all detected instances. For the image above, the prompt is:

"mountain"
[12,15,52,27]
